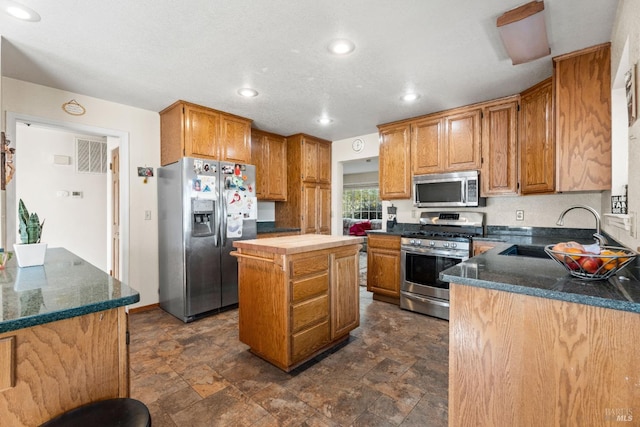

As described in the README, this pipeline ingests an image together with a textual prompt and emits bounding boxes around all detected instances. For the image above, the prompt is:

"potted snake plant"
[13,199,47,267]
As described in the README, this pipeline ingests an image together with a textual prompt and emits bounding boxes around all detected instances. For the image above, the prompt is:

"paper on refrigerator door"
[226,214,243,238]
[192,175,217,200]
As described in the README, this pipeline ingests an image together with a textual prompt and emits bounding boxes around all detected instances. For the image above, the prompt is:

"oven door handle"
[401,291,449,307]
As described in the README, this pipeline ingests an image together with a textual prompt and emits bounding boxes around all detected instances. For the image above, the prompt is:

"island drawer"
[289,254,329,278]
[291,294,329,332]
[291,273,329,302]
[291,320,330,363]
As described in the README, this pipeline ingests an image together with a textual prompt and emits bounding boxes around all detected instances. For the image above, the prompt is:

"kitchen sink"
[498,244,549,259]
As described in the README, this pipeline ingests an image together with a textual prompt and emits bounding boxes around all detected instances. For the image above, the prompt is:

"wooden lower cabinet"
[0,308,129,426]
[367,234,401,304]
[234,243,360,371]
[449,284,640,426]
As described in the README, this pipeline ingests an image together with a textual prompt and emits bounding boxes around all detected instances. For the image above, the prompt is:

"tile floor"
[129,255,449,426]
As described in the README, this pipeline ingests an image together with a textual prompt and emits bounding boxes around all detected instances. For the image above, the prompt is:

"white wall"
[608,0,640,249]
[2,77,160,308]
[15,124,107,269]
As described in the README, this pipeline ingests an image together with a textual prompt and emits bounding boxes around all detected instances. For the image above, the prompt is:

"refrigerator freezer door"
[184,158,222,317]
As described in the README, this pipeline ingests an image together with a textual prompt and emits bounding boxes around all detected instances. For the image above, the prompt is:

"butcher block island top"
[232,234,364,254]
[231,235,363,371]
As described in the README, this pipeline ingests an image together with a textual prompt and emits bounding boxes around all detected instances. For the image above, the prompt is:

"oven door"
[400,248,467,300]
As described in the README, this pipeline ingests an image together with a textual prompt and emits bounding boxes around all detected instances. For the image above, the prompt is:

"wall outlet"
[516,210,524,221]
[411,210,417,219]
[144,210,152,220]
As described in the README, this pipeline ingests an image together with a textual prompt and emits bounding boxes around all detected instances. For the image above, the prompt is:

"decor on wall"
[62,99,86,116]
[138,166,154,183]
[625,63,637,126]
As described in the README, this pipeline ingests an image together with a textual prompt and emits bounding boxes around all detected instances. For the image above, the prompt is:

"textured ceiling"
[0,0,618,141]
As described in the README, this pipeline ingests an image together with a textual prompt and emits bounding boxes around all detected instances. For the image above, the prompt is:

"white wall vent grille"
[76,138,107,174]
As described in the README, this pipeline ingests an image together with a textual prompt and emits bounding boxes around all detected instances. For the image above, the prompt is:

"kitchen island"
[0,248,140,426]
[442,242,640,426]
[231,234,363,371]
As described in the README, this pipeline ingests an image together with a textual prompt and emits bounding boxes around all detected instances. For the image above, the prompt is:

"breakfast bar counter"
[232,235,363,371]
[0,248,140,426]
[442,243,640,426]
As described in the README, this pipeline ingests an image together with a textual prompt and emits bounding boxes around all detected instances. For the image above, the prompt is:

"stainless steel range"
[400,211,484,320]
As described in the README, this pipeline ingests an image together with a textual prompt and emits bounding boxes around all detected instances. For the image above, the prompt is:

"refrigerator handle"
[221,192,227,246]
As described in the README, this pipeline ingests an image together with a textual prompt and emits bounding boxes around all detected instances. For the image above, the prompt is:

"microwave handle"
[461,180,467,203]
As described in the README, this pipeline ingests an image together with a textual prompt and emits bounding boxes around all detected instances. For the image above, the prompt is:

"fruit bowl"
[544,245,637,280]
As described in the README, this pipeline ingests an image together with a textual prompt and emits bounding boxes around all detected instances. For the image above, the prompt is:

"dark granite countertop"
[441,240,640,314]
[256,222,300,234]
[0,248,140,333]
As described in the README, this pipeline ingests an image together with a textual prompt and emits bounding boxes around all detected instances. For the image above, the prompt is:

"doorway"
[5,112,130,282]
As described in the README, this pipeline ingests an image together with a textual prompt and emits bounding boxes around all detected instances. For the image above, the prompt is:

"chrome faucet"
[556,205,607,245]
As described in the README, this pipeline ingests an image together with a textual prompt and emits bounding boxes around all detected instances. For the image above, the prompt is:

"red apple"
[565,258,581,271]
[578,255,603,274]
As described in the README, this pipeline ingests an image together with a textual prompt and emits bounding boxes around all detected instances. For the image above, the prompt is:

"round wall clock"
[352,138,365,153]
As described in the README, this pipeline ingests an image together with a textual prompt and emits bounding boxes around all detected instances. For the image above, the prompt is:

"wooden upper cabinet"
[412,116,443,175]
[481,97,519,196]
[220,114,251,164]
[520,78,555,195]
[378,123,412,200]
[445,108,482,171]
[160,100,252,166]
[301,135,332,184]
[554,43,612,192]
[251,129,287,201]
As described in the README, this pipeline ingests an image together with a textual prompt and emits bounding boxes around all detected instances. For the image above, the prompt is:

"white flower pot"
[13,243,48,267]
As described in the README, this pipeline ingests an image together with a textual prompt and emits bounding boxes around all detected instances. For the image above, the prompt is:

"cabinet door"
[481,99,519,196]
[445,109,482,171]
[367,248,400,297]
[220,114,251,164]
[185,105,219,159]
[366,234,401,298]
[251,132,268,199]
[520,78,555,194]
[302,138,319,182]
[302,182,318,234]
[331,249,360,339]
[379,123,412,200]
[412,116,444,175]
[266,135,287,200]
[317,142,332,184]
[554,43,611,192]
[317,184,331,235]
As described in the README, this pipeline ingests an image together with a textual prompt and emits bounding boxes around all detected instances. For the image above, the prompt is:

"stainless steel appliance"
[400,211,484,319]
[413,170,485,208]
[158,157,257,322]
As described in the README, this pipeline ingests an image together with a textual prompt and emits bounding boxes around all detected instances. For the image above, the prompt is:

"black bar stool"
[40,398,151,427]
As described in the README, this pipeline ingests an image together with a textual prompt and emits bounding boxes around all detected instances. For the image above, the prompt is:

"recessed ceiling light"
[401,93,420,102]
[328,39,355,55]
[318,117,333,125]
[4,1,41,21]
[237,88,258,98]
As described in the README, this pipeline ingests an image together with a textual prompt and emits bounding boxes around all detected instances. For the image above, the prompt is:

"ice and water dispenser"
[191,198,215,237]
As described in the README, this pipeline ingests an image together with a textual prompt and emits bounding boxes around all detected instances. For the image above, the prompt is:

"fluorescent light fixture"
[401,93,420,102]
[328,39,355,55]
[317,117,333,125]
[4,1,41,21]
[497,1,550,65]
[237,87,258,97]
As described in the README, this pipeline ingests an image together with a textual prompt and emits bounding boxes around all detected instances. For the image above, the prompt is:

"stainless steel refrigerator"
[158,157,257,322]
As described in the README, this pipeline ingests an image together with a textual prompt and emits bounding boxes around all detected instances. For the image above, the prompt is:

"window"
[342,188,382,220]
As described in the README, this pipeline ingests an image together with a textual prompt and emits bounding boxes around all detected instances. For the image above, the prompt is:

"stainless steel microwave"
[413,171,485,208]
